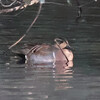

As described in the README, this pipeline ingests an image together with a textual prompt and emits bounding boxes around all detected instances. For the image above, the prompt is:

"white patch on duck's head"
[54,38,70,49]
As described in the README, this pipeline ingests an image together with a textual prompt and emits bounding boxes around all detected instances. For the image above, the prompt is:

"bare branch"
[0,0,17,7]
[0,0,39,14]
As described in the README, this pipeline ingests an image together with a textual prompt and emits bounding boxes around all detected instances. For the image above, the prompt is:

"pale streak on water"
[0,0,100,100]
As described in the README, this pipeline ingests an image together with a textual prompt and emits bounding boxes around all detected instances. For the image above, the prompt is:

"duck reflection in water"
[13,38,73,67]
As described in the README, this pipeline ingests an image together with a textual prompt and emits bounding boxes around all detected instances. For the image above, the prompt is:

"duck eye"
[58,40,64,44]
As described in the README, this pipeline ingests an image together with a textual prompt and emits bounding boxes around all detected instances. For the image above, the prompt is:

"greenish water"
[0,0,100,100]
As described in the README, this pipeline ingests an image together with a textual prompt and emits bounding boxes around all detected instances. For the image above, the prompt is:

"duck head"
[54,38,70,49]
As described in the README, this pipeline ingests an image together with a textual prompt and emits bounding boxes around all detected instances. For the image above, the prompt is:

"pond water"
[0,0,100,100]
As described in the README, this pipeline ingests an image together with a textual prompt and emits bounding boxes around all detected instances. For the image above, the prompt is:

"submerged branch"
[9,3,42,49]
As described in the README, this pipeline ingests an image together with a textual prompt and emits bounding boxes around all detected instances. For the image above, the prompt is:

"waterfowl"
[13,38,73,65]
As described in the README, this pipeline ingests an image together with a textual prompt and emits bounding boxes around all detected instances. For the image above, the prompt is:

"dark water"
[0,0,100,100]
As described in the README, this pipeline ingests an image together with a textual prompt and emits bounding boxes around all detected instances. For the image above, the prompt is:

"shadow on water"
[0,0,100,100]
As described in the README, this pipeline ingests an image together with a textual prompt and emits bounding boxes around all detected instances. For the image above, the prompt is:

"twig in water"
[14,2,26,16]
[9,3,42,49]
[8,0,97,49]
[79,0,97,7]
[45,2,65,6]
[75,0,98,21]
[54,38,69,63]
[75,0,82,21]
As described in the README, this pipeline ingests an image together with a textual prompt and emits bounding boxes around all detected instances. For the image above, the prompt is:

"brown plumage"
[12,38,73,65]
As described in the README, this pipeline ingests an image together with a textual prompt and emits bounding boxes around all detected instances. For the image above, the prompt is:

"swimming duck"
[13,38,73,65]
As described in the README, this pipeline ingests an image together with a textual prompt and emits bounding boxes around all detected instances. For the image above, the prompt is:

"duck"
[12,38,73,65]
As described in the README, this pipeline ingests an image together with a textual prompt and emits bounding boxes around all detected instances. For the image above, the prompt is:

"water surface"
[0,0,100,100]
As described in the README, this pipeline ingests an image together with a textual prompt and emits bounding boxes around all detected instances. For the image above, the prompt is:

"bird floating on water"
[12,38,74,66]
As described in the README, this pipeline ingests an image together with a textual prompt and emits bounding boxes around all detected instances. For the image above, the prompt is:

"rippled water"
[0,0,100,100]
